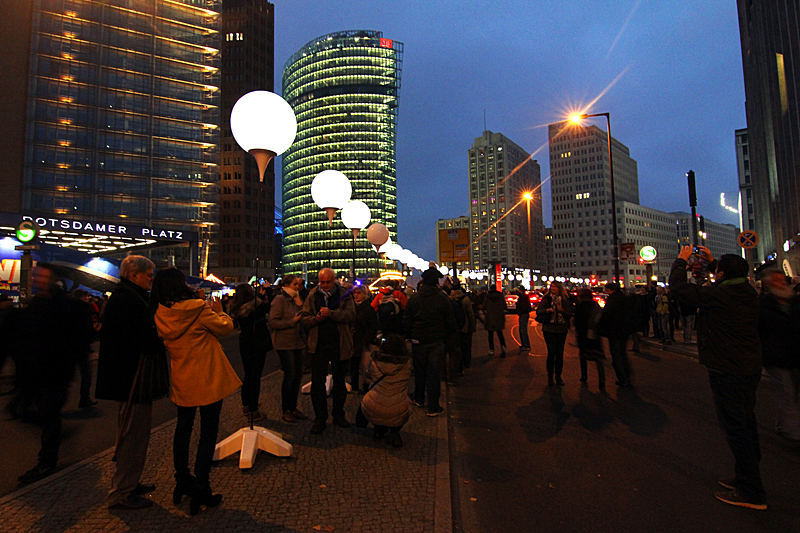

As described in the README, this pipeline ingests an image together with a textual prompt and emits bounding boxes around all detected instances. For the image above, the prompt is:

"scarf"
[319,289,332,307]
[283,287,303,307]
[552,294,566,324]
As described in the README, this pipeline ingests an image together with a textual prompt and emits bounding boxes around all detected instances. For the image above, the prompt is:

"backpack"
[378,293,402,333]
[451,298,466,330]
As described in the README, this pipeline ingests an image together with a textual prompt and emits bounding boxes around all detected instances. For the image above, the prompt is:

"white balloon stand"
[213,416,293,469]
[301,374,352,395]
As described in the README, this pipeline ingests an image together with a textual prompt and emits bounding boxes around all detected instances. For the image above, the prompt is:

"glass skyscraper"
[3,0,221,272]
[281,30,402,280]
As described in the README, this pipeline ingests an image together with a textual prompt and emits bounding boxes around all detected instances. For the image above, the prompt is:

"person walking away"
[536,281,573,386]
[574,288,605,389]
[96,256,168,509]
[442,286,465,383]
[647,283,661,339]
[758,270,800,441]
[515,286,532,352]
[405,267,456,416]
[352,285,378,394]
[655,286,672,345]
[670,246,766,510]
[452,284,476,372]
[268,275,309,424]
[228,283,272,422]
[372,281,407,336]
[16,263,94,484]
[484,287,507,357]
[300,268,356,434]
[152,268,240,515]
[356,334,412,447]
[597,282,633,387]
[71,289,98,408]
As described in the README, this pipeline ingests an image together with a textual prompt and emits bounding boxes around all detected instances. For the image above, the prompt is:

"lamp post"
[341,200,371,281]
[311,170,353,272]
[218,90,297,467]
[523,191,533,273]
[570,112,620,285]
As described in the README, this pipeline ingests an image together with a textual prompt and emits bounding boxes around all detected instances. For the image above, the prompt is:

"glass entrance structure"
[281,30,402,280]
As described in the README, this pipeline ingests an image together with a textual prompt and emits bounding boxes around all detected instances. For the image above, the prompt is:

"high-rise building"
[735,128,756,264]
[217,0,275,282]
[0,0,222,273]
[673,211,740,259]
[548,121,639,284]
[281,30,403,281]
[544,227,554,277]
[616,202,678,284]
[737,0,800,272]
[468,131,544,271]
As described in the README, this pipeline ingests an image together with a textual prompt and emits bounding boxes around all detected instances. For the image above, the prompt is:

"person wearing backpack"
[443,286,465,383]
[372,282,407,335]
[598,282,633,387]
[452,283,475,373]
[484,287,507,357]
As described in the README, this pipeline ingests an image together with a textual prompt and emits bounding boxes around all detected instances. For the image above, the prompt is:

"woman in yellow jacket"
[151,268,240,515]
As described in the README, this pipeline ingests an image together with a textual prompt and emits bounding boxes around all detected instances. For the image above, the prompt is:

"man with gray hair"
[301,268,356,434]
[96,255,168,509]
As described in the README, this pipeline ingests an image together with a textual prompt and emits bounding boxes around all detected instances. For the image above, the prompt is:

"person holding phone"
[268,275,308,424]
[536,281,573,386]
[151,268,240,515]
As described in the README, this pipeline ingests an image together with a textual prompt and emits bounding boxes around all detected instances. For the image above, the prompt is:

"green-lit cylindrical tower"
[281,30,403,281]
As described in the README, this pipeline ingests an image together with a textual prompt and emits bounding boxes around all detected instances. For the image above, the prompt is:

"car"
[505,292,542,312]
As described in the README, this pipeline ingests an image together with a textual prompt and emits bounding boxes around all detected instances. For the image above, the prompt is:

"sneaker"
[282,411,297,424]
[500,347,506,358]
[487,350,494,356]
[333,416,350,428]
[409,396,424,408]
[133,482,156,495]
[109,493,154,510]
[714,489,766,510]
[310,420,326,434]
[17,464,57,484]
[718,478,736,490]
[291,409,309,421]
[78,398,98,409]
[246,410,266,422]
[427,406,444,417]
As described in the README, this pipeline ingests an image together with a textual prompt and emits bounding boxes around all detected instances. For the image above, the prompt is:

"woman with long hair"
[228,283,272,421]
[536,281,573,386]
[268,274,308,424]
[151,268,240,515]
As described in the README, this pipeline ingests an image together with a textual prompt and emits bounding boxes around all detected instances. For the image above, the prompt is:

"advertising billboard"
[438,228,470,264]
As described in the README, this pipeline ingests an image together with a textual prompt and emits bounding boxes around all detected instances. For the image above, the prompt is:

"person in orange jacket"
[372,282,407,335]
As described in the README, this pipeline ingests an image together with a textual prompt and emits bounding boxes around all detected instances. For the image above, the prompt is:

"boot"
[189,483,222,516]
[173,473,195,505]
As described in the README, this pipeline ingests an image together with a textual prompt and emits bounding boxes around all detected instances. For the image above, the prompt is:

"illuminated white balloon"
[366,223,390,246]
[341,201,371,230]
[230,90,297,155]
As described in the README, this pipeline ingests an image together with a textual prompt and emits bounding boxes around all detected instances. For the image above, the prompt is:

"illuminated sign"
[639,246,657,262]
[15,220,39,243]
[379,38,393,49]
[21,216,188,241]
[438,228,470,263]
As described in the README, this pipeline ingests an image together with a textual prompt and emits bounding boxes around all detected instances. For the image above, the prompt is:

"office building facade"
[549,121,639,283]
[738,0,800,272]
[469,131,544,271]
[217,0,275,282]
[0,0,222,273]
[281,30,403,281]
[673,211,740,259]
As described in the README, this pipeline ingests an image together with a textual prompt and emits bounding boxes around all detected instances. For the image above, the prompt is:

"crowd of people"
[2,249,798,515]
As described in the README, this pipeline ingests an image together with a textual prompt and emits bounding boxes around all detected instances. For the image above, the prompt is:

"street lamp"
[569,112,620,285]
[341,200,371,281]
[523,191,533,273]
[219,90,297,468]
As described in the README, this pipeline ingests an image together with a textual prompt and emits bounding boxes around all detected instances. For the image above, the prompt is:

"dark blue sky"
[273,1,746,262]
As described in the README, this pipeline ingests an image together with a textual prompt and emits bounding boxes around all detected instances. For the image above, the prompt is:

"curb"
[435,382,453,533]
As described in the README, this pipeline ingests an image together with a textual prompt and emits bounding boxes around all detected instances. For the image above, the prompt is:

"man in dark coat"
[404,267,456,417]
[758,269,800,441]
[17,263,95,484]
[515,286,532,352]
[96,255,166,509]
[597,282,632,387]
[670,245,766,510]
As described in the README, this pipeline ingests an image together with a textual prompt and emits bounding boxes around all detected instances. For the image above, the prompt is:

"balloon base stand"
[213,426,292,469]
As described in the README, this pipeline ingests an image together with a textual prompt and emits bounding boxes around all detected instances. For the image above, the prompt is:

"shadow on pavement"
[612,385,670,437]
[515,386,571,444]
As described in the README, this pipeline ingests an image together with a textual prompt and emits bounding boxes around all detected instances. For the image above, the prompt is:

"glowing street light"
[569,112,620,285]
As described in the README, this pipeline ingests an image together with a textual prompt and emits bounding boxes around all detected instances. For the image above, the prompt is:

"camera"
[693,246,701,255]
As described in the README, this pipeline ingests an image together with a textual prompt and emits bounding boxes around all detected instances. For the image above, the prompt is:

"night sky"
[272,1,745,263]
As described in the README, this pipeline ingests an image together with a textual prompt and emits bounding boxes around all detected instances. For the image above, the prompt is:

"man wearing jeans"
[670,246,766,510]
[405,268,456,416]
[514,286,532,352]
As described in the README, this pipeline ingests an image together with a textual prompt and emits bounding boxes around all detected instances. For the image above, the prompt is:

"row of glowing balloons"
[229,90,435,273]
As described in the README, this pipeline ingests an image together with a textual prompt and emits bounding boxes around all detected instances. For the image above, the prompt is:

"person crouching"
[356,334,412,447]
